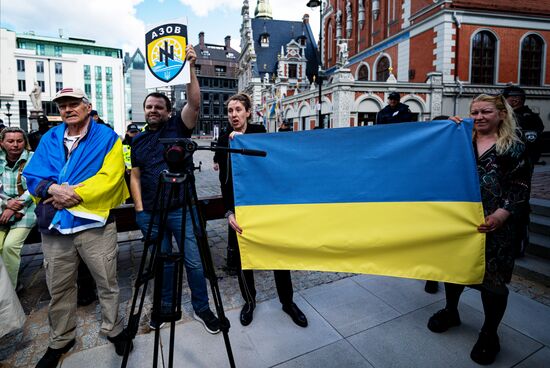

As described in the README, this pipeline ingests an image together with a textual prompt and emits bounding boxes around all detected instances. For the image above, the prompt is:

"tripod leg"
[185,177,236,368]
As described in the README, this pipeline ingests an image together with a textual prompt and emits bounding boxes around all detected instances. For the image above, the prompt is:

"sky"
[0,0,321,55]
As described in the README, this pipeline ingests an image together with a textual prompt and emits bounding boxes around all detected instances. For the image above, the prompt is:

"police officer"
[502,85,544,167]
[502,85,545,258]
[28,114,51,151]
[376,92,414,124]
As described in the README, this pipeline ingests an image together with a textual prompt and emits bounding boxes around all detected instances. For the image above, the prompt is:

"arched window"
[358,65,369,81]
[327,23,333,61]
[376,56,389,81]
[471,31,496,84]
[520,34,544,86]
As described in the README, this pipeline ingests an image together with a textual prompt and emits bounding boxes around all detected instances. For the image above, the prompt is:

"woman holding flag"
[427,94,530,365]
[215,93,308,328]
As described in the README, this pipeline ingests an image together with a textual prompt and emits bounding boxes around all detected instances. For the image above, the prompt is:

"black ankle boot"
[470,331,500,365]
[240,302,255,326]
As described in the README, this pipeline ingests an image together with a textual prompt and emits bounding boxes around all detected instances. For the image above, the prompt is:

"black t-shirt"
[131,113,193,211]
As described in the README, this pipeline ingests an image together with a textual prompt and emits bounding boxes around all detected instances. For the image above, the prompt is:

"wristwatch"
[224,210,234,219]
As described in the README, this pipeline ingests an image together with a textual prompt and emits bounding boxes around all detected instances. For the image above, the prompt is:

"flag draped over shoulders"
[23,122,129,234]
[231,119,486,285]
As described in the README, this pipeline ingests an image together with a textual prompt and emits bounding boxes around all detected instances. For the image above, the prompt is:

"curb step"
[531,214,550,237]
[530,198,550,217]
[527,233,550,259]
[514,254,550,287]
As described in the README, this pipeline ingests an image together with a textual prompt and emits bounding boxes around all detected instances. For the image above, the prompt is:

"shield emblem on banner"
[146,31,187,83]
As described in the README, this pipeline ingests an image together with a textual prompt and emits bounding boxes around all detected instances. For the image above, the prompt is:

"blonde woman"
[427,94,530,365]
[0,127,36,288]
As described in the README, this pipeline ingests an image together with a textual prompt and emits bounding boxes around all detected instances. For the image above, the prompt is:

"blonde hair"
[470,94,521,154]
[0,126,31,151]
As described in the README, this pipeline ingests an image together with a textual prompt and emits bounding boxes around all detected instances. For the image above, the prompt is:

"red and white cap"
[52,87,88,102]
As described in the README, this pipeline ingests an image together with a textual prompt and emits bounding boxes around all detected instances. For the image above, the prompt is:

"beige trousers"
[41,222,123,349]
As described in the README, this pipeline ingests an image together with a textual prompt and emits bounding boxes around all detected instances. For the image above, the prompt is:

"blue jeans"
[135,208,209,313]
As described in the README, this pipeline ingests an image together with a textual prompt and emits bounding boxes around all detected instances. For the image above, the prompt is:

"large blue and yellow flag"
[231,120,485,285]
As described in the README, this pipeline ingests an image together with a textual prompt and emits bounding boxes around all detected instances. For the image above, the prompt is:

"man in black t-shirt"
[130,45,220,334]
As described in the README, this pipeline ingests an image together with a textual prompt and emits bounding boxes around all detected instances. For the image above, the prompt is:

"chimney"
[302,14,309,24]
[199,32,205,49]
[224,36,231,50]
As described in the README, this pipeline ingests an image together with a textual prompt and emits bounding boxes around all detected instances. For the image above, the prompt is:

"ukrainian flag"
[231,120,485,285]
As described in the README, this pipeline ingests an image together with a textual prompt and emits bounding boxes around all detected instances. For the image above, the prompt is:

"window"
[36,61,44,73]
[84,83,92,96]
[226,52,235,59]
[55,62,62,74]
[106,67,112,81]
[94,49,102,56]
[358,65,369,81]
[260,34,270,48]
[17,59,25,72]
[195,65,201,75]
[201,50,210,57]
[56,82,63,92]
[95,66,102,80]
[54,46,62,56]
[215,66,226,77]
[36,44,45,55]
[328,23,333,60]
[83,48,91,54]
[18,79,26,92]
[471,31,496,84]
[37,80,45,92]
[288,64,298,79]
[520,34,544,86]
[84,65,91,79]
[376,56,390,81]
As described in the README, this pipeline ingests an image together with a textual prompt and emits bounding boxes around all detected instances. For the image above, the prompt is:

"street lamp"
[307,0,324,128]
[5,102,12,127]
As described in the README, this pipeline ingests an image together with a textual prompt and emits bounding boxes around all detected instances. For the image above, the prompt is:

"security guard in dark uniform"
[503,85,545,258]
[376,92,414,124]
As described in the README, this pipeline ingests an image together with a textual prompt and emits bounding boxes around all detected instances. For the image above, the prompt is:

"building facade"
[123,48,146,126]
[0,28,126,133]
[173,32,240,137]
[239,0,550,132]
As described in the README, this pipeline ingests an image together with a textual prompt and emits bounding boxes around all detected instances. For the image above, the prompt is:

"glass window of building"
[288,64,297,78]
[17,59,25,72]
[84,65,91,79]
[36,61,44,73]
[56,82,63,92]
[215,66,226,77]
[18,79,26,92]
[84,83,92,96]
[37,80,45,92]
[36,44,45,55]
[195,65,201,75]
[471,31,496,84]
[375,56,390,81]
[55,62,62,74]
[106,67,112,81]
[520,34,544,86]
[84,48,91,54]
[358,65,369,81]
[54,46,63,56]
[94,49,102,56]
[95,66,102,80]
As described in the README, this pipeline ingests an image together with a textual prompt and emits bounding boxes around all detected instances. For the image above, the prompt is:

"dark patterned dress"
[475,141,530,294]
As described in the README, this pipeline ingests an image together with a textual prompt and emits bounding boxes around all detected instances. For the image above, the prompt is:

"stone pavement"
[1,141,549,367]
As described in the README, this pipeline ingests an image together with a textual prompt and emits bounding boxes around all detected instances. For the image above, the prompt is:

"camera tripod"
[121,139,266,368]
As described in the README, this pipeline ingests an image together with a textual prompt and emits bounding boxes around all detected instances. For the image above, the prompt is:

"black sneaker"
[107,329,134,356]
[36,339,75,368]
[470,331,500,365]
[193,309,221,334]
[427,308,461,333]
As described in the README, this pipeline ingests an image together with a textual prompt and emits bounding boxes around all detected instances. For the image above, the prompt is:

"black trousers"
[228,227,294,306]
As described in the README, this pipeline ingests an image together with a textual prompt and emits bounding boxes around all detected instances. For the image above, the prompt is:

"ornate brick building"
[239,0,550,131]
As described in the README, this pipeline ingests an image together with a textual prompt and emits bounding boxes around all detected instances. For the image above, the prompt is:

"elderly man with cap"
[376,91,414,124]
[22,88,131,368]
[502,85,545,258]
